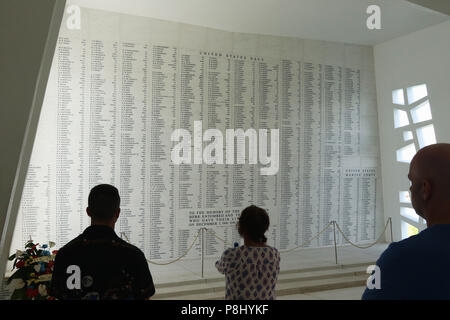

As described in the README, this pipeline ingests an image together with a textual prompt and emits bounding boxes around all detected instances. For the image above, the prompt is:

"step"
[277,286,367,300]
[276,274,367,296]
[154,261,374,288]
[152,262,373,300]
[155,274,368,300]
[153,261,373,293]
[154,265,369,296]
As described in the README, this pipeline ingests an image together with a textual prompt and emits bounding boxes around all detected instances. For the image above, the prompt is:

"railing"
[121,217,393,278]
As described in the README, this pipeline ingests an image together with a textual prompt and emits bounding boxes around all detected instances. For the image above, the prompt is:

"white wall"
[374,20,450,241]
[0,0,65,279]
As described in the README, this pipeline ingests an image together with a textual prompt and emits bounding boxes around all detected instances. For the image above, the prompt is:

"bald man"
[362,143,450,299]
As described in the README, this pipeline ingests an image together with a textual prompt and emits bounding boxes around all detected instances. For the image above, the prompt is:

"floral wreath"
[7,240,58,300]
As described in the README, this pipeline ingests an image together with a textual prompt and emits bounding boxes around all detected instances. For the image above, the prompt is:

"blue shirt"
[362,224,450,300]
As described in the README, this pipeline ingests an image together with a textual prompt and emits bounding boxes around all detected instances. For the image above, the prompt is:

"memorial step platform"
[152,261,373,300]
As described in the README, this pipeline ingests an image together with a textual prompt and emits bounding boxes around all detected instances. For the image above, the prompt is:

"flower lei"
[7,240,58,300]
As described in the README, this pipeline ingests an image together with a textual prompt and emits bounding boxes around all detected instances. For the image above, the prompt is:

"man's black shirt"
[49,225,155,300]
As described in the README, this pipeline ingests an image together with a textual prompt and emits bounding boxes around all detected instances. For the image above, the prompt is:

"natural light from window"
[392,83,436,240]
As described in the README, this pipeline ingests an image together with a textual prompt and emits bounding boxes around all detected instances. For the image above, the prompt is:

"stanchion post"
[332,221,338,265]
[389,217,393,243]
[201,228,205,278]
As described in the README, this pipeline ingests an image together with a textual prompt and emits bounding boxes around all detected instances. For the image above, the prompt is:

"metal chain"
[204,228,234,247]
[206,222,334,254]
[121,228,203,266]
[334,218,391,249]
[205,219,391,253]
[279,221,334,254]
[120,218,393,265]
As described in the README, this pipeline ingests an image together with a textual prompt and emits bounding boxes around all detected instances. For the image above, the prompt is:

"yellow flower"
[38,274,52,282]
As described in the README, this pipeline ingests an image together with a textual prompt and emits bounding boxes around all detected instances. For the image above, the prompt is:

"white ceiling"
[67,0,449,46]
[406,0,450,15]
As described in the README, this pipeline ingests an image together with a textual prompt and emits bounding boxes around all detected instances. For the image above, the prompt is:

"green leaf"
[25,242,34,248]
[8,254,16,261]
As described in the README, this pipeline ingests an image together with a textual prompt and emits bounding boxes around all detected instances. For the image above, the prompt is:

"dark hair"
[238,205,270,243]
[88,184,120,220]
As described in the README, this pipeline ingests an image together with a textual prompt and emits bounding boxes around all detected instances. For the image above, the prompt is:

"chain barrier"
[279,221,334,254]
[204,228,233,247]
[204,224,334,255]
[334,218,392,249]
[121,228,203,266]
[206,218,391,254]
[120,218,393,267]
[203,218,393,254]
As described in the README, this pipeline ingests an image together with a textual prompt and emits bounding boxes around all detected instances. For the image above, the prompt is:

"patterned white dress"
[215,245,280,300]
